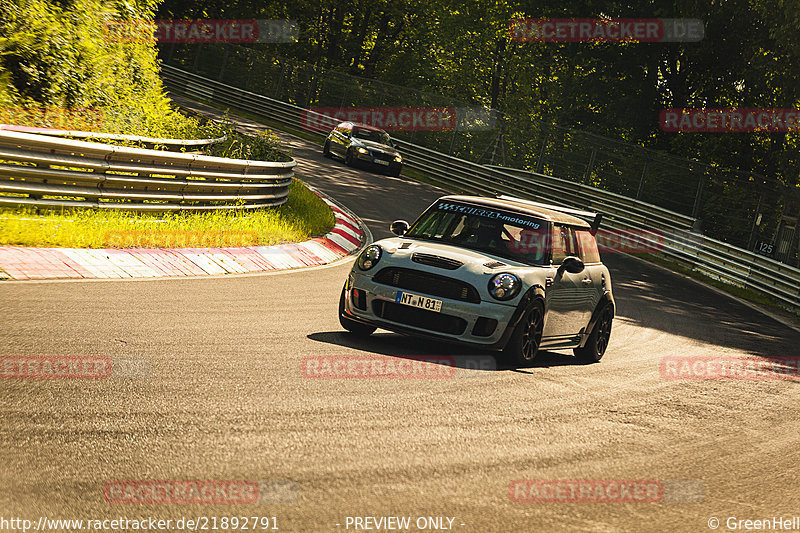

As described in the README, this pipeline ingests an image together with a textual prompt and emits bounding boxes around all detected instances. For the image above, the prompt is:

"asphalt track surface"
[1,103,800,533]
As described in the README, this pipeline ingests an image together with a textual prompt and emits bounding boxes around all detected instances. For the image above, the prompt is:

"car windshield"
[406,201,551,265]
[352,128,391,145]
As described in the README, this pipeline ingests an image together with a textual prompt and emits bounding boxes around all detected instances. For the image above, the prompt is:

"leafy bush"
[0,0,202,139]
[207,124,290,162]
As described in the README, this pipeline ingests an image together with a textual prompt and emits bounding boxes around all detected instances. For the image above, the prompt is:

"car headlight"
[394,154,402,162]
[357,147,368,154]
[357,245,382,271]
[488,273,521,301]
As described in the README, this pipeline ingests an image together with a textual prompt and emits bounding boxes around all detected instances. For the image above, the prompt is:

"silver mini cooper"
[338,195,614,365]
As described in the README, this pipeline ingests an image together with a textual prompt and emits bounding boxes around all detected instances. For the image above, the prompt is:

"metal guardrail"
[0,128,295,212]
[484,166,697,232]
[160,65,800,311]
[0,124,227,148]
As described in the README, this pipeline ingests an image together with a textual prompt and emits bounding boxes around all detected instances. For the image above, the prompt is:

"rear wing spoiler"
[497,195,603,235]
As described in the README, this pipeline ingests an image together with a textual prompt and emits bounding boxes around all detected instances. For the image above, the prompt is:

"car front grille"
[372,300,467,335]
[372,267,481,303]
[370,151,395,162]
[412,252,463,270]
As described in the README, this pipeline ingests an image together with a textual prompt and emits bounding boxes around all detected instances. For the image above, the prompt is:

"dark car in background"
[323,121,403,177]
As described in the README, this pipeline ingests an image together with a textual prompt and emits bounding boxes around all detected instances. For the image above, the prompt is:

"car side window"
[507,225,549,263]
[575,230,601,264]
[551,225,578,264]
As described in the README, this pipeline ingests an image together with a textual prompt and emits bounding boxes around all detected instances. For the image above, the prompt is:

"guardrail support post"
[192,44,203,73]
[305,65,320,109]
[535,127,548,174]
[746,191,765,251]
[217,47,230,81]
[636,160,649,200]
[691,172,706,219]
[448,118,460,156]
[583,148,597,184]
[274,62,286,98]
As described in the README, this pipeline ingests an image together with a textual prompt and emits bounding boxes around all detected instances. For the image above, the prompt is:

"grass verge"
[0,179,335,249]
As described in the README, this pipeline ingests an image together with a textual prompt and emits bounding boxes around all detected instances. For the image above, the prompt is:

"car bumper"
[355,153,401,173]
[342,272,518,349]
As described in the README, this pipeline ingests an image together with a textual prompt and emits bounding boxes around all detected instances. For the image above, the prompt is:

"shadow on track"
[604,254,800,357]
[307,331,588,372]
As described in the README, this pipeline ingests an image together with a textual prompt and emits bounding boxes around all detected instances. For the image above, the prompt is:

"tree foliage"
[0,0,201,137]
[158,0,800,192]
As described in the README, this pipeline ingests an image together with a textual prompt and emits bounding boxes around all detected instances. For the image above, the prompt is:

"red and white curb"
[0,193,367,280]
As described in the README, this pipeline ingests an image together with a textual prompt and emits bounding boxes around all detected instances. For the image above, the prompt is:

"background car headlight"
[357,245,382,271]
[488,273,521,300]
[357,147,368,154]
[394,154,402,162]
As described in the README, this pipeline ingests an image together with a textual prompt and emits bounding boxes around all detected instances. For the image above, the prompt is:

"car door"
[575,229,604,318]
[543,224,591,338]
[331,125,350,156]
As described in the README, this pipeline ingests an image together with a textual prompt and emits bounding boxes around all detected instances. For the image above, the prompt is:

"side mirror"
[390,220,409,236]
[558,256,585,275]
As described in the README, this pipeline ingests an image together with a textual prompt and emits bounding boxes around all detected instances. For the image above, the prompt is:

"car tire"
[503,301,544,366]
[345,148,355,166]
[574,303,613,363]
[389,166,401,178]
[338,285,376,336]
[323,140,332,158]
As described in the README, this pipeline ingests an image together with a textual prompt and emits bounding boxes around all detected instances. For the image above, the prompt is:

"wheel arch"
[578,292,615,348]
[497,284,546,350]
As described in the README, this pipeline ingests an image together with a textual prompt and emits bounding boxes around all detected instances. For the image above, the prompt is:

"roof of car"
[440,195,592,228]
[338,121,385,132]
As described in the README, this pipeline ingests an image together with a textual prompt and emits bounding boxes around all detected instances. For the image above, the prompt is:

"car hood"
[354,139,399,154]
[374,237,530,277]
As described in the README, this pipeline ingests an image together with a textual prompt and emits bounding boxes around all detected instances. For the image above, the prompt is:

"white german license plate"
[395,291,442,312]
[374,159,390,166]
